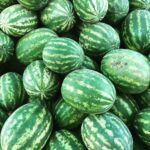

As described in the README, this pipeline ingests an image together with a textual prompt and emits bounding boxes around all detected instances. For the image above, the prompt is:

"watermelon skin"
[134,108,150,146]
[0,72,25,111]
[53,97,86,129]
[0,31,14,64]
[1,102,53,150]
[130,0,150,10]
[122,9,150,52]
[73,0,108,23]
[101,49,150,94]
[81,113,133,150]
[16,28,57,65]
[40,0,75,33]
[110,92,139,126]
[0,108,8,131]
[17,0,49,10]
[0,0,16,12]
[23,60,60,100]
[61,69,116,114]
[79,22,120,56]
[0,4,38,37]
[105,0,129,24]
[46,130,85,150]
[43,37,84,74]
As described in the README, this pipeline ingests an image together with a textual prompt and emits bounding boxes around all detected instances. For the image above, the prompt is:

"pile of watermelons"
[0,0,150,149]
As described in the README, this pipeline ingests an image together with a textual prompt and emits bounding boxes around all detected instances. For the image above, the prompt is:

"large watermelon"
[0,31,14,64]
[134,108,150,146]
[73,0,108,23]
[1,102,53,150]
[130,0,150,10]
[0,4,38,37]
[16,28,57,65]
[17,0,49,10]
[0,0,16,12]
[61,69,116,114]
[79,22,120,56]
[0,72,25,111]
[40,0,75,33]
[46,129,85,150]
[81,113,133,150]
[53,97,86,129]
[43,37,84,74]
[110,92,139,126]
[122,9,150,52]
[101,49,150,94]
[23,60,60,100]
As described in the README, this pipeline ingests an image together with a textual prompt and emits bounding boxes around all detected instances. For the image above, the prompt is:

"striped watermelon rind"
[1,102,53,150]
[101,49,150,94]
[0,0,16,12]
[81,113,133,150]
[0,4,38,37]
[61,69,116,114]
[16,28,58,65]
[122,9,150,52]
[130,0,150,10]
[79,22,120,56]
[47,130,85,150]
[23,60,60,100]
[0,72,25,111]
[40,0,75,33]
[43,37,84,74]
[73,0,108,23]
[0,31,14,64]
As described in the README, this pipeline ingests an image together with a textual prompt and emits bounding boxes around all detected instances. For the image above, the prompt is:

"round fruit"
[130,0,150,10]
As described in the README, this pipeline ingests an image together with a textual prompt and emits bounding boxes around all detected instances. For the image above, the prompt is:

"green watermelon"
[81,113,133,150]
[1,102,53,150]
[40,0,75,33]
[16,28,57,65]
[73,0,108,23]
[0,31,14,64]
[43,37,84,74]
[0,108,8,131]
[101,49,150,94]
[130,0,150,10]
[110,92,139,126]
[122,9,150,52]
[134,108,150,146]
[105,0,129,24]
[0,0,16,12]
[53,97,86,129]
[23,60,60,100]
[61,69,116,114]
[79,22,120,56]
[17,0,49,10]
[0,72,25,111]
[0,4,38,37]
[46,130,85,150]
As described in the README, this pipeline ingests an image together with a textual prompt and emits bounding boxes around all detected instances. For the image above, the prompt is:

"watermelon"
[1,102,53,150]
[122,9,150,52]
[73,0,108,23]
[16,28,57,65]
[0,0,16,12]
[81,113,133,150]
[0,4,38,37]
[0,31,14,64]
[0,108,8,131]
[134,108,150,146]
[61,69,116,114]
[40,0,75,33]
[79,22,120,56]
[43,37,84,74]
[110,92,139,126]
[46,129,85,150]
[104,0,129,24]
[0,72,25,111]
[17,0,49,10]
[101,49,150,94]
[23,60,60,100]
[53,97,86,129]
[130,0,150,10]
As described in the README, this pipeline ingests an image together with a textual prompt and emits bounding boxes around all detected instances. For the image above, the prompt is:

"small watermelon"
[130,0,150,10]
